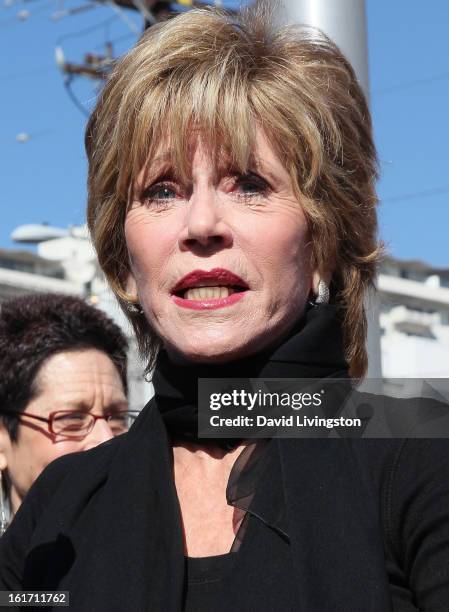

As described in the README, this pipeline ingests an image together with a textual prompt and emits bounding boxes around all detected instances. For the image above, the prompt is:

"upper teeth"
[184,286,235,300]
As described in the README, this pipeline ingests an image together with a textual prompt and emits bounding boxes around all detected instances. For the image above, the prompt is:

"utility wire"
[130,0,156,25]
[63,76,90,117]
[105,0,140,35]
[372,72,449,96]
[56,14,118,44]
[93,30,135,51]
[381,185,449,204]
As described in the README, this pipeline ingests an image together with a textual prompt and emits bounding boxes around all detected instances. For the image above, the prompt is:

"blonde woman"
[1,6,448,611]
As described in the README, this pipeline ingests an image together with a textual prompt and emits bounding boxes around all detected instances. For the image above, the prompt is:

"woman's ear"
[121,273,143,314]
[126,274,138,298]
[0,423,11,471]
[124,273,138,302]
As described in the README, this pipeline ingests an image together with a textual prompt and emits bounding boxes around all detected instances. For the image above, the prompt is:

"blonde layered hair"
[86,5,381,378]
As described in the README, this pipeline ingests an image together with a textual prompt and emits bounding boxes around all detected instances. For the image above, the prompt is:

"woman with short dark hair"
[1,6,449,611]
[0,292,134,528]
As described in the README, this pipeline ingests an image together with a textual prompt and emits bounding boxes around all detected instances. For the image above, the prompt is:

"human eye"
[54,412,85,423]
[107,413,126,424]
[140,181,180,208]
[232,172,270,201]
[106,411,135,433]
[52,412,88,432]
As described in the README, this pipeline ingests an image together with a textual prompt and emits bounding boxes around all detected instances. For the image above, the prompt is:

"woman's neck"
[172,439,248,468]
[172,440,248,557]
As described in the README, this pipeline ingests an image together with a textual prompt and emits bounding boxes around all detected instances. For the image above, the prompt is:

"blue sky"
[1,0,448,266]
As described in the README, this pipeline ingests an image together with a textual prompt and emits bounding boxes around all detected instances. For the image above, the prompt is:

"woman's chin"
[164,336,254,365]
[161,319,296,364]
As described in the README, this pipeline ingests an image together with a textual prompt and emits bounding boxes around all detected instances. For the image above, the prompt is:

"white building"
[2,226,448,382]
[0,226,153,410]
[0,248,82,299]
[378,257,449,378]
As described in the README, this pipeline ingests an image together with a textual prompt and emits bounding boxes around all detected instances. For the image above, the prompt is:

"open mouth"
[174,285,247,301]
[171,269,249,310]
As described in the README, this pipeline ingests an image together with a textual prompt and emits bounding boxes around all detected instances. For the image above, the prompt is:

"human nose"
[179,184,233,251]
[83,418,114,450]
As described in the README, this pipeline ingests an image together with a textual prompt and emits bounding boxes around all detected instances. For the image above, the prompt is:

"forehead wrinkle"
[55,400,91,411]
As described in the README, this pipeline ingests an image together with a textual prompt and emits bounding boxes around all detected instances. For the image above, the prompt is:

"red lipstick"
[171,268,248,311]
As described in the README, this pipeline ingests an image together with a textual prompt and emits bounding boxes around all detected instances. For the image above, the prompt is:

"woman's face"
[0,349,128,514]
[125,128,314,363]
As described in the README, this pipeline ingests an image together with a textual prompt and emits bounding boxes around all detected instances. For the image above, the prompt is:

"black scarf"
[152,303,349,446]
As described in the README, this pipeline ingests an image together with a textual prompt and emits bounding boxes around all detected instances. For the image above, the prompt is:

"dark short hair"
[0,293,128,441]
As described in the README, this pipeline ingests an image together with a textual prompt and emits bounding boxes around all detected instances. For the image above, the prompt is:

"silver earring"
[0,471,9,535]
[314,279,330,305]
[128,302,143,314]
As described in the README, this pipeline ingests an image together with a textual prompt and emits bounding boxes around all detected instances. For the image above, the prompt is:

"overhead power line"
[105,0,141,34]
[373,71,449,96]
[55,15,119,45]
[63,76,91,117]
[381,185,449,204]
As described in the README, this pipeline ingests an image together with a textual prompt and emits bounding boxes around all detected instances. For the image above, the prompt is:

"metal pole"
[281,0,383,379]
[280,0,370,95]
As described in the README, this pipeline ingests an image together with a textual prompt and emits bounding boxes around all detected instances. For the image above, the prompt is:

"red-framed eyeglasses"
[0,408,140,439]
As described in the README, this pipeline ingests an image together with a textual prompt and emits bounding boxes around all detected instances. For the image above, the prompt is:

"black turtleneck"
[152,303,349,447]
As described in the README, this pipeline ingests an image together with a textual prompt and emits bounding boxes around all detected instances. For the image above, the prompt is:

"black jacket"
[1,398,449,611]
